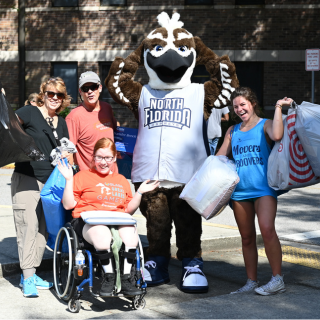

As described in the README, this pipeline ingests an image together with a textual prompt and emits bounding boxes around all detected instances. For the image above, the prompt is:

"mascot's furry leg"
[171,187,208,293]
[137,186,172,286]
[137,185,208,293]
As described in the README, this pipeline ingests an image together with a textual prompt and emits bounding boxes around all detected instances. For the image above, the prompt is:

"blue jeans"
[208,137,219,155]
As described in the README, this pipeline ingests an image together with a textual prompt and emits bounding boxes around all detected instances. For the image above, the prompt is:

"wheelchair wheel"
[53,223,78,301]
[132,295,146,310]
[68,299,81,313]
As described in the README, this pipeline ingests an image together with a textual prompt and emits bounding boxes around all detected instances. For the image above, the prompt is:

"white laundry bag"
[267,105,320,190]
[295,101,320,176]
[180,155,240,220]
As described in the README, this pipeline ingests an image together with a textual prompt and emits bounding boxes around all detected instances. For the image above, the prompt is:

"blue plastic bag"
[114,126,138,179]
[40,158,70,250]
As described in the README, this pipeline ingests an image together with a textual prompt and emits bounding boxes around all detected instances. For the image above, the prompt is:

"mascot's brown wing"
[194,37,239,120]
[105,43,145,120]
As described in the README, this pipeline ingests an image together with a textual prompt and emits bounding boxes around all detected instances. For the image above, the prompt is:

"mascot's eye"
[155,45,163,52]
[178,45,188,52]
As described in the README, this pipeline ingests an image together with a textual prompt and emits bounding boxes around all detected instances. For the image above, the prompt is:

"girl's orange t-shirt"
[72,169,133,218]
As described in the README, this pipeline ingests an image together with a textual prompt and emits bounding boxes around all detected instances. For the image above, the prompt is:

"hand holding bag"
[267,103,320,190]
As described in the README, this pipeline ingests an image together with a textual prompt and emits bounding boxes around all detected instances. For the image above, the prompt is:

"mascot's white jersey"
[132,83,207,184]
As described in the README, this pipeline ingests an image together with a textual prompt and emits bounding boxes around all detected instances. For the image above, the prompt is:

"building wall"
[0,0,320,125]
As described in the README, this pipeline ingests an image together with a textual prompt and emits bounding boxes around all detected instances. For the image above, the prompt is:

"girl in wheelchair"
[58,137,159,297]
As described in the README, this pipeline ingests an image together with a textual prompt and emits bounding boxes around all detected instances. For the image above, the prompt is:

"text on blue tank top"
[231,119,277,200]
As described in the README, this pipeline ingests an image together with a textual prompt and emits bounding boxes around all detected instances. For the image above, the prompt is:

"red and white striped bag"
[267,105,320,190]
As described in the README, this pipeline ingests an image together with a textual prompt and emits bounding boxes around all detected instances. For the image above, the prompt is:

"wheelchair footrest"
[91,251,113,260]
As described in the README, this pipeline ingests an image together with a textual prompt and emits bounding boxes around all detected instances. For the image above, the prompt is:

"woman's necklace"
[241,117,260,130]
[38,107,56,126]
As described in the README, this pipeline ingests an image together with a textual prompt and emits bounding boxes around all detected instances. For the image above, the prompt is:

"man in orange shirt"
[66,71,117,171]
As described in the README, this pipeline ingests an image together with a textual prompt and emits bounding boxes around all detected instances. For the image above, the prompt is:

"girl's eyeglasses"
[94,156,114,162]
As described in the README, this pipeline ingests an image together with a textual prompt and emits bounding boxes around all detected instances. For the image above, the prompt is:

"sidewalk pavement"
[2,169,320,319]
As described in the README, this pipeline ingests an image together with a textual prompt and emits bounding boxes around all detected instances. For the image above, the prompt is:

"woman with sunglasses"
[58,137,159,297]
[12,77,72,297]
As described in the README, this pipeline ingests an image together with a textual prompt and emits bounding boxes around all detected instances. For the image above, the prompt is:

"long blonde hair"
[37,77,71,113]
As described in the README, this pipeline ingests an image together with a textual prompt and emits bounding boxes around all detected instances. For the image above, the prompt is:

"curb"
[0,257,53,279]
[0,235,263,279]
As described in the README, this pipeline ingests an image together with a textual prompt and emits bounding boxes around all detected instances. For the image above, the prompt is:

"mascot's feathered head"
[144,12,196,90]
[105,11,238,115]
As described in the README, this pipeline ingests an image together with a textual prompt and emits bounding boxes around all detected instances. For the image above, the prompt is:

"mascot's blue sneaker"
[143,255,170,286]
[180,258,209,293]
[20,274,53,290]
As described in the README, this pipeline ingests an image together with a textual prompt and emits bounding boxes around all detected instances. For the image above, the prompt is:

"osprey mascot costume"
[106,12,238,293]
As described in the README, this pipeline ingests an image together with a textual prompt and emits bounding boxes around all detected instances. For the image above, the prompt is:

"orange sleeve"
[66,112,79,146]
[122,176,133,208]
[73,172,84,203]
[106,101,117,131]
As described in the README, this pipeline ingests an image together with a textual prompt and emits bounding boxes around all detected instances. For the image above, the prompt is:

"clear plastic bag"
[180,155,240,220]
[267,105,320,190]
[295,101,320,176]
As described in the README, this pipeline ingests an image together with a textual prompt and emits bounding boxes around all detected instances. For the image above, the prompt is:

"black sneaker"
[120,268,142,296]
[100,273,115,297]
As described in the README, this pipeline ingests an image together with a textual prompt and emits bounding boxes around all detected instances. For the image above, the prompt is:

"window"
[52,63,78,103]
[235,0,264,4]
[100,62,113,102]
[52,0,78,7]
[192,62,263,106]
[185,0,213,4]
[101,0,127,5]
[234,62,263,106]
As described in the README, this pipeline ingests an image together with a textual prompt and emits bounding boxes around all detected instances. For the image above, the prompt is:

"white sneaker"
[255,274,286,296]
[230,279,258,294]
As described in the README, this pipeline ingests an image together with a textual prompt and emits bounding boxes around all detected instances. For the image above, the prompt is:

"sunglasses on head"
[45,91,65,99]
[47,77,58,82]
[81,83,100,93]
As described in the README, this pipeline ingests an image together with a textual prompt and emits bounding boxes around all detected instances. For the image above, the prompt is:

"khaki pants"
[11,172,47,270]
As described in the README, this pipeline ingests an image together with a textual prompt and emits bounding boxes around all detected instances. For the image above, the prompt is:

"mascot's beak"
[147,49,194,84]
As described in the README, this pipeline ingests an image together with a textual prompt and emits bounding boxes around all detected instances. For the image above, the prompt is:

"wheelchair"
[53,211,147,313]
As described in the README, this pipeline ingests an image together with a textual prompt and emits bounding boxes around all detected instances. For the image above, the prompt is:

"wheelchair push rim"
[53,224,78,300]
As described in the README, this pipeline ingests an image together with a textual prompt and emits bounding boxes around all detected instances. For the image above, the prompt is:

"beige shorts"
[11,172,47,270]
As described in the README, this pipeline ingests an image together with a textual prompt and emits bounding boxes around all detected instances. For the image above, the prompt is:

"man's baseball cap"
[79,71,101,88]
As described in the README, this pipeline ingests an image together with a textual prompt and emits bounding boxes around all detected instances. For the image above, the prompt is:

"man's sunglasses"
[81,84,100,93]
[45,91,65,99]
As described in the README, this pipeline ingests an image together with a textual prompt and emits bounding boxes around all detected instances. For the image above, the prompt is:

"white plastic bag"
[267,105,320,190]
[295,101,320,176]
[179,155,240,220]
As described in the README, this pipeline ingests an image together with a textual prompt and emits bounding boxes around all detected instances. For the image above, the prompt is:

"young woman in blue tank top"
[217,87,293,296]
